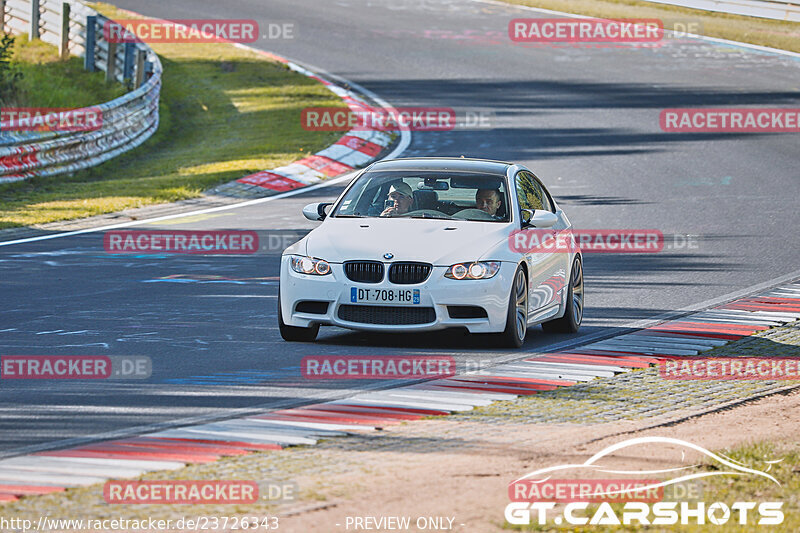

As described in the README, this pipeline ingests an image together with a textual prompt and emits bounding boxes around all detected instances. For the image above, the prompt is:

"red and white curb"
[1,283,798,503]
[215,48,399,196]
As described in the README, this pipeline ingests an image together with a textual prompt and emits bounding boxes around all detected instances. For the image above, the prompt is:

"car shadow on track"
[312,325,612,352]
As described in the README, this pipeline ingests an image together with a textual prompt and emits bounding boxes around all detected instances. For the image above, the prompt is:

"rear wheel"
[542,257,583,334]
[498,266,528,348]
[278,292,319,342]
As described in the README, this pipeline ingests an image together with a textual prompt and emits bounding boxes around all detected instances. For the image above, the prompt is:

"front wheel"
[498,266,528,348]
[278,292,319,342]
[542,257,583,334]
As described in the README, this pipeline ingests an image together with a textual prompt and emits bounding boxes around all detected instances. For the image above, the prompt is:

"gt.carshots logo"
[505,437,784,527]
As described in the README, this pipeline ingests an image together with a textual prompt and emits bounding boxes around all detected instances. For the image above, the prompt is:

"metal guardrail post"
[105,39,117,82]
[134,47,145,89]
[59,2,70,59]
[84,15,96,71]
[123,42,134,83]
[29,0,40,40]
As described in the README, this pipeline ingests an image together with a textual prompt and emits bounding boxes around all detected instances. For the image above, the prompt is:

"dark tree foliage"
[0,34,23,103]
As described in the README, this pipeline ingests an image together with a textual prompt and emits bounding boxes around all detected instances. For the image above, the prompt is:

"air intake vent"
[344,261,384,283]
[338,305,436,325]
[295,301,330,315]
[388,262,432,284]
[447,305,488,319]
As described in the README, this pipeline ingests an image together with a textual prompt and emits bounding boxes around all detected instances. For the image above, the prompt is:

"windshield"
[332,170,511,222]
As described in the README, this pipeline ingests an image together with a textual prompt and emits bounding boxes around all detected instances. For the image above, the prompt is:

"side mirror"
[521,209,557,228]
[302,202,332,222]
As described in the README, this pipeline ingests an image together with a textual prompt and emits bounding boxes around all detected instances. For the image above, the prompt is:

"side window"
[531,174,555,213]
[515,171,546,212]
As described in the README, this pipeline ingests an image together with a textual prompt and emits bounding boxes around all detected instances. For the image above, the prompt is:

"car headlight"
[290,255,332,276]
[445,261,501,280]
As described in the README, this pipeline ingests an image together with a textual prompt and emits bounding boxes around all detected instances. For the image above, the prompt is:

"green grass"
[501,0,800,53]
[0,3,346,228]
[502,440,800,532]
[4,34,126,108]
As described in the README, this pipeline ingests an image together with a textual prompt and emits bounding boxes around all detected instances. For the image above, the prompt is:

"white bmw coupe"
[278,158,583,347]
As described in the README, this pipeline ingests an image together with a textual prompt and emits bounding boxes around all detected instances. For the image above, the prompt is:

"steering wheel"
[399,209,452,218]
[452,208,495,220]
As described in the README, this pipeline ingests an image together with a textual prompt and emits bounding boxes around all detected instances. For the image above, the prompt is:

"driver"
[475,188,502,218]
[380,182,414,217]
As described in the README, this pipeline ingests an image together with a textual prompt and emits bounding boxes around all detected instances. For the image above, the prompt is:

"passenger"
[380,182,414,217]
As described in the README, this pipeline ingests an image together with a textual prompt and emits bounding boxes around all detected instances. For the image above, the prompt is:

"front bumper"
[279,257,517,333]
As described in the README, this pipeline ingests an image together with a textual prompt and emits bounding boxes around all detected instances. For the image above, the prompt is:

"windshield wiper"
[333,214,367,218]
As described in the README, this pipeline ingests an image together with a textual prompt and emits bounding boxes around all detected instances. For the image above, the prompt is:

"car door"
[514,171,568,318]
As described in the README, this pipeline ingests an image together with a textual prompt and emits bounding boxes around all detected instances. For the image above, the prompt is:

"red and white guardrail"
[0,1,161,182]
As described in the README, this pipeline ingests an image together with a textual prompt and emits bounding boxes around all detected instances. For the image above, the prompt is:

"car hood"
[304,217,512,265]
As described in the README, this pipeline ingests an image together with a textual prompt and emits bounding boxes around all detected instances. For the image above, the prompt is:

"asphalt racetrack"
[0,0,798,456]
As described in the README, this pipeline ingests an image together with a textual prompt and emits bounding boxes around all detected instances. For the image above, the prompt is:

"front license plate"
[350,287,420,305]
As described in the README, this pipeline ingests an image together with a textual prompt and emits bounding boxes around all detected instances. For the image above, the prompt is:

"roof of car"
[368,157,512,175]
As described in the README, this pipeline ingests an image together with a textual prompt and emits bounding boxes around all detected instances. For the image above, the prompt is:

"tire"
[542,257,583,334]
[498,266,528,348]
[278,291,319,342]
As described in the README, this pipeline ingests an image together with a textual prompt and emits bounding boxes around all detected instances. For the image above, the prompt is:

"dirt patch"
[277,388,800,532]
